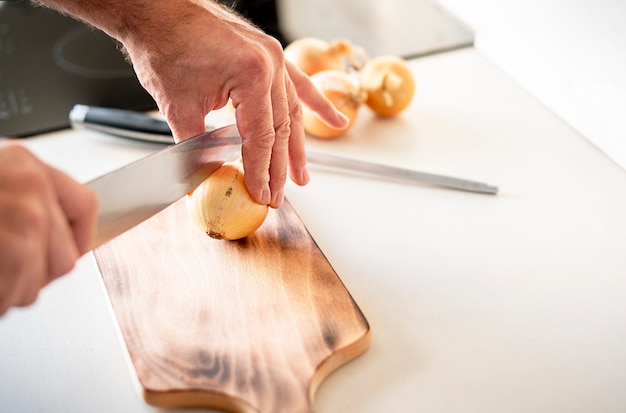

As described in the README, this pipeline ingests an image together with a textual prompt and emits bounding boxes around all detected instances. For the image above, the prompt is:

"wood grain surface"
[93,198,371,413]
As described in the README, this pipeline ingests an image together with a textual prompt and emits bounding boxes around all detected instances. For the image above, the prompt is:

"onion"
[186,161,268,240]
[284,37,366,76]
[359,55,416,117]
[302,70,366,139]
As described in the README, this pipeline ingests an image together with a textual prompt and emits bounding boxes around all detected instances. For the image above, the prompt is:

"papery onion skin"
[187,162,268,241]
[284,37,359,76]
[302,70,366,139]
[360,55,416,117]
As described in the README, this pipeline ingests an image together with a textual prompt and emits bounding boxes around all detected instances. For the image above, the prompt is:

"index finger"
[286,61,350,130]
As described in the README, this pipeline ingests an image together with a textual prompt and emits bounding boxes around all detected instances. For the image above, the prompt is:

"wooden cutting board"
[93,197,371,413]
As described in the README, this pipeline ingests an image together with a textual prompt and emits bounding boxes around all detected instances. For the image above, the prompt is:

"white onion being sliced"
[186,161,268,240]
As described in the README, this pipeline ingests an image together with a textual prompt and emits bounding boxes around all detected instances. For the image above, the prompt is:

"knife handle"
[70,104,175,144]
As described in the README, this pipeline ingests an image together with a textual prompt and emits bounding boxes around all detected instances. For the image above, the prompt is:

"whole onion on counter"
[359,55,416,117]
[284,37,367,75]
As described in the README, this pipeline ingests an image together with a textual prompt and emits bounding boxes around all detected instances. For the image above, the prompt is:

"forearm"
[32,0,143,40]
[30,0,238,46]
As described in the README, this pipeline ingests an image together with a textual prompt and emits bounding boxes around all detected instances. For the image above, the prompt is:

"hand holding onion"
[187,161,268,240]
[187,40,417,240]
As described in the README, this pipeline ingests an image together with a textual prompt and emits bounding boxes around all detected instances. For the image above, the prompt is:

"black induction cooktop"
[0,1,156,137]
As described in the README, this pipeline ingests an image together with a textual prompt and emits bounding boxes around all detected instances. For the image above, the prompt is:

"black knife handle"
[69,104,174,144]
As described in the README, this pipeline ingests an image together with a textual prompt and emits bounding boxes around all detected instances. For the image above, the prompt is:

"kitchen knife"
[72,104,499,195]
[86,124,241,249]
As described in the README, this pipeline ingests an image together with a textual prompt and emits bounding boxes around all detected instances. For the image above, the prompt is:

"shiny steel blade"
[306,151,498,195]
[87,124,241,249]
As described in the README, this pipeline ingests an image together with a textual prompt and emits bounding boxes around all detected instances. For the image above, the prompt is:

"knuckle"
[238,39,284,81]
[3,198,47,239]
[18,288,40,308]
[263,36,286,59]
[248,129,276,152]
[81,186,100,218]
[243,56,272,81]
[4,162,49,196]
[50,258,76,281]
[272,169,288,185]
[288,100,303,124]
[18,200,47,232]
[275,116,292,136]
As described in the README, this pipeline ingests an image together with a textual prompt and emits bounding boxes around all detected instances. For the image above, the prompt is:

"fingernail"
[301,167,310,185]
[271,188,285,208]
[336,111,350,126]
[261,186,271,205]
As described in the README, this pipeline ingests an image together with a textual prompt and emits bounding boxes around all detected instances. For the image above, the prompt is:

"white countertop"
[439,0,626,172]
[2,47,626,412]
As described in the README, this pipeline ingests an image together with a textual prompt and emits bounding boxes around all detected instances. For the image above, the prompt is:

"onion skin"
[186,162,268,240]
[284,37,360,76]
[360,55,416,117]
[302,70,366,139]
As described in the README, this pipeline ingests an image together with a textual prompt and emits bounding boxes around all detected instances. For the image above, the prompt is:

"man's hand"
[0,144,98,316]
[119,1,348,208]
[33,0,349,208]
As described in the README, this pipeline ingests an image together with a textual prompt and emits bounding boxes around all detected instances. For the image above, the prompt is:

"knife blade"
[86,124,241,249]
[72,104,499,195]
